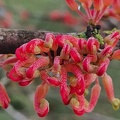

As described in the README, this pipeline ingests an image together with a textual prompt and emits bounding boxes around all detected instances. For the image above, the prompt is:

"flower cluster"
[2,30,120,117]
[65,0,114,24]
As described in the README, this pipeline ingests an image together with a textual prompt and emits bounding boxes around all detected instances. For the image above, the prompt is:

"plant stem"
[0,28,119,54]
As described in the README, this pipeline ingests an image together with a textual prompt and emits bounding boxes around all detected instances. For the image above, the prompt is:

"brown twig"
[0,28,119,54]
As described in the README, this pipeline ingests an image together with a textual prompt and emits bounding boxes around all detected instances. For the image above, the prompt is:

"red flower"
[3,31,120,117]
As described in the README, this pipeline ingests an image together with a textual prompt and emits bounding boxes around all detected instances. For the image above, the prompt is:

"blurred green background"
[0,0,120,120]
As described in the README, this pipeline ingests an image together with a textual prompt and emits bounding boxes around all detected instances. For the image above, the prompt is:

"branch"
[0,28,66,54]
[0,28,120,54]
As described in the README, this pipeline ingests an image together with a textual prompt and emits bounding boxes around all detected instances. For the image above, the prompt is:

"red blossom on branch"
[1,0,120,118]
[2,30,120,117]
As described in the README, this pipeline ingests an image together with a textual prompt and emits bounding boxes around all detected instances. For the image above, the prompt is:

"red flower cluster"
[2,31,120,117]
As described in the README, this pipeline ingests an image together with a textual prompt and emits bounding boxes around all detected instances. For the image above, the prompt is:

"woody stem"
[0,28,119,54]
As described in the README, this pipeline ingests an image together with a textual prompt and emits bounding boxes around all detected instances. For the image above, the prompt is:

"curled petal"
[70,95,85,116]
[60,68,70,104]
[70,76,85,95]
[44,33,54,48]
[82,56,94,72]
[78,38,87,54]
[7,67,23,82]
[99,45,113,59]
[61,67,67,83]
[70,47,82,62]
[0,82,10,109]
[66,0,78,11]
[41,71,61,86]
[69,73,85,95]
[36,98,49,117]
[26,57,49,78]
[65,64,85,95]
[55,35,64,47]
[18,78,33,86]
[14,57,36,77]
[111,50,120,60]
[26,39,44,54]
[34,82,49,117]
[53,56,61,72]
[60,83,70,105]
[85,83,101,113]
[96,58,110,76]
[87,37,100,54]
[15,43,30,61]
[47,77,61,86]
[2,56,18,72]
[63,35,79,47]
[104,31,120,47]
[60,44,70,60]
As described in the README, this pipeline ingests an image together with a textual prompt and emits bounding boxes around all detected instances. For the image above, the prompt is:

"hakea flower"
[2,30,120,117]
[65,0,114,24]
[0,82,10,109]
